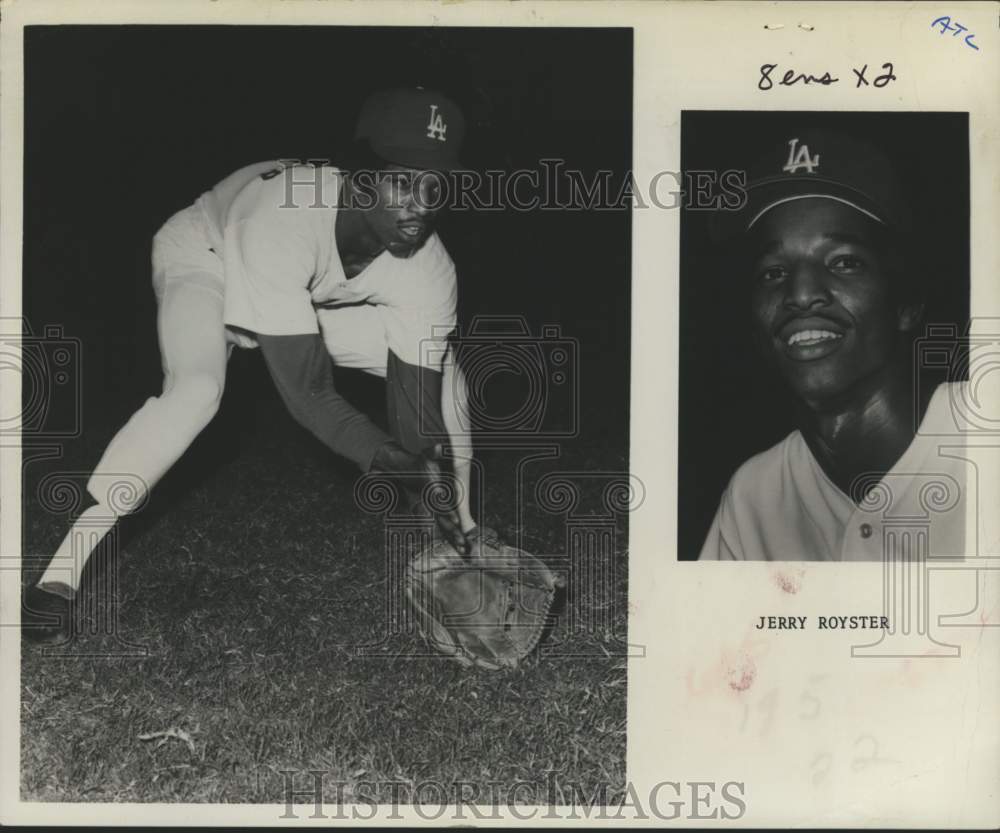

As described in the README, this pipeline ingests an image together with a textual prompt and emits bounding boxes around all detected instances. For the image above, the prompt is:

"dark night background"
[678,111,970,560]
[23,25,632,492]
[20,27,634,801]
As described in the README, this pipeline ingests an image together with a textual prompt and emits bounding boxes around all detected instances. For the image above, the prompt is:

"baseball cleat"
[21,582,75,645]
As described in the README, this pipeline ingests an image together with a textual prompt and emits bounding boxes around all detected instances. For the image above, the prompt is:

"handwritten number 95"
[931,17,979,51]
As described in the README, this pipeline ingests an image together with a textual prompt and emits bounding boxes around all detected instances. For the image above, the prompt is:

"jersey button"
[860,523,873,539]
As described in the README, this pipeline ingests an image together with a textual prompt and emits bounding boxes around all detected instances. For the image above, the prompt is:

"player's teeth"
[787,329,842,346]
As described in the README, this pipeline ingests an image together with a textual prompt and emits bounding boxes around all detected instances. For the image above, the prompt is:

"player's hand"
[371,441,470,556]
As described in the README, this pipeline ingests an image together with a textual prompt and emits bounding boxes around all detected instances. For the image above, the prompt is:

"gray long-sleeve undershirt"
[257,333,447,471]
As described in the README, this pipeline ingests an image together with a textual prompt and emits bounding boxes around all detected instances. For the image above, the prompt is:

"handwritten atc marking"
[758,62,897,91]
[931,16,979,51]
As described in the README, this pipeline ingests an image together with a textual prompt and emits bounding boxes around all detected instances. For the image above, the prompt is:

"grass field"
[20,352,630,807]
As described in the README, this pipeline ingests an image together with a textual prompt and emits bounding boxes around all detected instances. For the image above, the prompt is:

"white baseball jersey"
[195,161,457,371]
[699,381,992,561]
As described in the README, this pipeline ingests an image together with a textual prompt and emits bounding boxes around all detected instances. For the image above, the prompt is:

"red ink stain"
[727,654,756,692]
[773,568,804,594]
[685,667,703,697]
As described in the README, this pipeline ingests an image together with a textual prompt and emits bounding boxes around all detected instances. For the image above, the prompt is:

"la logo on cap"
[782,137,820,174]
[426,104,447,142]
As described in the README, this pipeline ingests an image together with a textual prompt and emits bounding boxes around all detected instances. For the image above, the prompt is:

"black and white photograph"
[678,111,972,562]
[6,1,999,828]
[15,24,633,806]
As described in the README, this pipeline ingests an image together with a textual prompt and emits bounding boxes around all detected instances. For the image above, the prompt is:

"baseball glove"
[405,526,563,670]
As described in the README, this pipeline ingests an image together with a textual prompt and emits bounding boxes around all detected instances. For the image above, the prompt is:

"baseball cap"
[731,129,912,235]
[355,87,466,172]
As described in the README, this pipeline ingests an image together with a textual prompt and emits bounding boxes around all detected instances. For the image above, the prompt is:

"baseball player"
[699,129,978,561]
[24,87,480,641]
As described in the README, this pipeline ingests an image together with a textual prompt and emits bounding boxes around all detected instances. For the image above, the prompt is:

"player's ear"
[896,300,924,333]
[891,234,925,334]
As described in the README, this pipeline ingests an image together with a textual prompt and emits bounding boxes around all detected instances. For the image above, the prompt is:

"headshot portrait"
[678,111,972,562]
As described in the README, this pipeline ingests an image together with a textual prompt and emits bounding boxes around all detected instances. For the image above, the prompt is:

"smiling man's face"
[747,199,917,407]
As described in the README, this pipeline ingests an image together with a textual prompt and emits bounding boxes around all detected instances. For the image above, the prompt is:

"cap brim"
[746,176,889,228]
[371,142,464,172]
[710,176,890,242]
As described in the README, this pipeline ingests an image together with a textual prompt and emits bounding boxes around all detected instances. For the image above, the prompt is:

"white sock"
[38,504,118,594]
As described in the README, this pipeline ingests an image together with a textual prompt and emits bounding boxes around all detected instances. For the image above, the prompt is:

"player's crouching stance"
[23,88,480,643]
